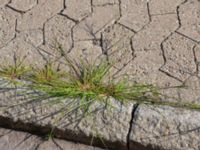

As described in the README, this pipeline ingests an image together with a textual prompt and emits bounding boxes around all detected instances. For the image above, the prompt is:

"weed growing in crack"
[45,128,55,140]
[0,53,30,85]
[0,49,159,149]
[1,44,200,149]
[1,50,200,112]
[0,55,159,108]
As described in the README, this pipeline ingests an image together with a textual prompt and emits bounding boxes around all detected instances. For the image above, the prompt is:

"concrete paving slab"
[0,0,200,150]
[0,127,104,150]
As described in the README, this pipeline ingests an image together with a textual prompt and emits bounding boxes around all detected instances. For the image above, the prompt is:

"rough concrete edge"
[0,102,160,150]
[0,96,168,150]
[1,95,194,150]
[0,97,139,150]
[0,114,128,150]
[128,103,200,150]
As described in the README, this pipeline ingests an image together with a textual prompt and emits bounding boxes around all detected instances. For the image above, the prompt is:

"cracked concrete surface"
[0,0,200,150]
[0,127,103,150]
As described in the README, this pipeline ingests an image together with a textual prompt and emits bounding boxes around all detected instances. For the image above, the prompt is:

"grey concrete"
[0,0,200,150]
[129,105,200,150]
[0,88,133,150]
[0,127,103,150]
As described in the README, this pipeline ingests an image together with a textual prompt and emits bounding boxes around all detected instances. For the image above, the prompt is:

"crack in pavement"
[126,103,139,150]
[6,0,39,14]
[175,31,199,43]
[93,3,119,7]
[192,45,199,75]
[159,0,191,83]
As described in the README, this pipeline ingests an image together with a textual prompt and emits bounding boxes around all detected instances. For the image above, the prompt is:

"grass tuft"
[0,53,30,85]
[1,47,200,149]
[1,47,200,113]
[26,57,158,107]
